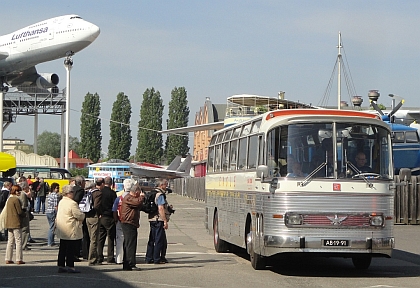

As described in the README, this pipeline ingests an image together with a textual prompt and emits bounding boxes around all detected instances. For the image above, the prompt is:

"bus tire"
[213,210,229,253]
[352,256,371,270]
[247,222,266,270]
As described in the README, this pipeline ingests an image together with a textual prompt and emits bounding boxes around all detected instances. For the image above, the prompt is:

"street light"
[64,52,74,169]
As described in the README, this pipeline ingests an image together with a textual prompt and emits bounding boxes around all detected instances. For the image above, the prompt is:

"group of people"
[0,177,39,265]
[0,175,174,273]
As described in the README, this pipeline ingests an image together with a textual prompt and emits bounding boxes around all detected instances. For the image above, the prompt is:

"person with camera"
[145,178,175,264]
[120,184,144,271]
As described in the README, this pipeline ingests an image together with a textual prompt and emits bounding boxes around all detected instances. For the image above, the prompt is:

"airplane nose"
[90,24,100,39]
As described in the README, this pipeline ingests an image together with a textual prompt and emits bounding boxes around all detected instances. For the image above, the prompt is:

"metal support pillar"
[64,53,73,170]
[60,113,65,168]
[0,91,3,152]
[33,113,38,154]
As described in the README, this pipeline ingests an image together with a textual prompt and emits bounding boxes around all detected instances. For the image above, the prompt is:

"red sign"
[333,183,341,191]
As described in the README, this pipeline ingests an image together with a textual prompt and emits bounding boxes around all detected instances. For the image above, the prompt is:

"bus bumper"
[263,235,394,257]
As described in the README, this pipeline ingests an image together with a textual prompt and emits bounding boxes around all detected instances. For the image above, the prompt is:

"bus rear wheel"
[352,256,371,270]
[213,210,229,252]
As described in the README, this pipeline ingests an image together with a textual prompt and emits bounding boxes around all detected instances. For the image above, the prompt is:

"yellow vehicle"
[0,152,16,177]
[15,166,72,192]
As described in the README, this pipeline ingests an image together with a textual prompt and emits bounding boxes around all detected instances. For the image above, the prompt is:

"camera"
[168,206,175,214]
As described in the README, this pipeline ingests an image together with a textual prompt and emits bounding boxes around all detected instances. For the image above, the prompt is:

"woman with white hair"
[55,185,85,273]
[111,178,135,264]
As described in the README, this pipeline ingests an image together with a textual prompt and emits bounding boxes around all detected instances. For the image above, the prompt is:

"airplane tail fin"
[177,154,192,174]
[166,156,181,171]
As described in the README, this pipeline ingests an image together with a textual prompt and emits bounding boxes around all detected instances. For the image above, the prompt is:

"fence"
[173,175,420,224]
[173,177,206,202]
[394,175,420,224]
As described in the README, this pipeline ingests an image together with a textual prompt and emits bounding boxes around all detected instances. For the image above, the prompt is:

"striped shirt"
[46,192,60,214]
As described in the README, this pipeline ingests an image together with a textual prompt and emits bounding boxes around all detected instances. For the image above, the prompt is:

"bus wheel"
[352,256,371,270]
[213,210,228,253]
[247,223,265,270]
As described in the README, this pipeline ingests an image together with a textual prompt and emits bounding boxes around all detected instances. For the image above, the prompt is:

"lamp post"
[64,52,74,170]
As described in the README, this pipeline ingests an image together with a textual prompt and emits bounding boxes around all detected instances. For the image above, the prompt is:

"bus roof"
[88,160,132,168]
[0,152,16,173]
[265,109,381,121]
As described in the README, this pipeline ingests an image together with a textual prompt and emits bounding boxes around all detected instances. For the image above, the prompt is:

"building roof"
[55,150,94,165]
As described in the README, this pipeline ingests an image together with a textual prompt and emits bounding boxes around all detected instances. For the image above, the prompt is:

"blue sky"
[2,1,420,155]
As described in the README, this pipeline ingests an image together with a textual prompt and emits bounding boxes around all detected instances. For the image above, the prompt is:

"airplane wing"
[6,66,60,95]
[0,52,8,60]
[160,121,224,134]
[130,155,192,179]
[7,66,39,86]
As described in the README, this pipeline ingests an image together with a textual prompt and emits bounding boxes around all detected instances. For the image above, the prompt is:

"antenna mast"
[337,32,342,109]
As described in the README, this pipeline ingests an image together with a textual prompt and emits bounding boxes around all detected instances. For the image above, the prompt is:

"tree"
[108,92,132,161]
[79,92,102,162]
[165,87,190,163]
[136,87,163,164]
[69,167,88,178]
[36,131,80,158]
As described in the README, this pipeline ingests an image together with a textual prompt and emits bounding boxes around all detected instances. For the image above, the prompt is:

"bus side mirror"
[256,165,269,181]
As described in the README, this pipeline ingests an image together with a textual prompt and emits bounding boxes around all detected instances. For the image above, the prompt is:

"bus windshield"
[266,122,393,179]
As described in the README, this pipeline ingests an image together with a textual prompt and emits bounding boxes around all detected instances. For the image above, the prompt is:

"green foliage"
[108,92,132,161]
[79,92,102,163]
[36,131,80,158]
[370,103,387,110]
[136,87,164,164]
[14,143,33,154]
[69,167,88,178]
[165,87,190,164]
[378,103,386,110]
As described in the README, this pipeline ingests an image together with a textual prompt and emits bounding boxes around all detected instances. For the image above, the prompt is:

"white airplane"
[0,14,100,94]
[130,155,193,179]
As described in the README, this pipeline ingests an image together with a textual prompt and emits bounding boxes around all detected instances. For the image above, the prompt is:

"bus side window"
[51,172,62,179]
[38,172,48,179]
[393,132,404,143]
[247,135,258,169]
[238,138,247,170]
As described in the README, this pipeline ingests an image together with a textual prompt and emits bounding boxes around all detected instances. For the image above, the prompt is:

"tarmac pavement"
[0,193,215,288]
[0,193,419,288]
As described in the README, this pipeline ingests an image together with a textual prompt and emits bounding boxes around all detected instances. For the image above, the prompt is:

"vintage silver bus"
[205,109,395,270]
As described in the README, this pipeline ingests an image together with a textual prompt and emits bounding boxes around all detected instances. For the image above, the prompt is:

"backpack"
[0,190,8,210]
[140,189,160,215]
[79,189,96,213]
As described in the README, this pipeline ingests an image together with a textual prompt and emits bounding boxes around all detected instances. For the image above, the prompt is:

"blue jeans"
[46,212,56,246]
[145,221,166,263]
[35,196,46,213]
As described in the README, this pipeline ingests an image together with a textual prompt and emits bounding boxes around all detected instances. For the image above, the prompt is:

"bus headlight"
[285,213,303,226]
[370,214,384,227]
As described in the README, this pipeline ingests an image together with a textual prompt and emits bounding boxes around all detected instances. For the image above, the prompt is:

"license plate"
[323,239,349,246]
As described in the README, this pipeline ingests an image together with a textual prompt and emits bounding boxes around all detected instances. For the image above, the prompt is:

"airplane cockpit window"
[70,16,83,19]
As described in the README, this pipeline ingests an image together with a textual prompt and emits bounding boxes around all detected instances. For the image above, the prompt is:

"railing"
[174,175,420,225]
[394,175,420,225]
[173,177,205,202]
